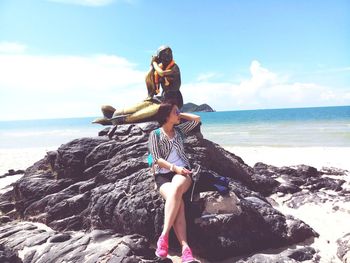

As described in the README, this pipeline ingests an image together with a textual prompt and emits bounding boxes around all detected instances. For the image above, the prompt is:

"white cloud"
[0,53,147,120]
[183,60,350,111]
[0,42,27,53]
[1,52,348,121]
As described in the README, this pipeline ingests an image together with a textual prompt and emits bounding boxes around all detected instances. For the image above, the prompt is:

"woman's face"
[166,105,181,125]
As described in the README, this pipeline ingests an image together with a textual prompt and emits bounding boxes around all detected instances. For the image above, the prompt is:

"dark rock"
[275,182,301,194]
[0,189,15,203]
[49,233,71,243]
[181,102,215,112]
[181,102,197,112]
[0,202,15,213]
[78,179,97,193]
[337,233,350,262]
[0,169,25,179]
[2,123,319,261]
[320,166,348,176]
[288,246,316,261]
[53,137,110,179]
[287,176,305,187]
[285,214,319,242]
[98,127,110,136]
[250,174,280,195]
[137,121,159,133]
[253,162,271,170]
[305,177,345,192]
[253,163,345,196]
[295,165,319,178]
[276,165,320,178]
[0,216,11,224]
[188,191,317,260]
[196,103,215,112]
[0,222,155,263]
[0,243,22,263]
[236,246,317,262]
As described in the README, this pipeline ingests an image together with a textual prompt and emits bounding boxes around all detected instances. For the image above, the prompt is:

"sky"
[0,0,349,120]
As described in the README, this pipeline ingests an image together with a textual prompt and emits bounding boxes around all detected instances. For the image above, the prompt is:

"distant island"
[181,102,215,112]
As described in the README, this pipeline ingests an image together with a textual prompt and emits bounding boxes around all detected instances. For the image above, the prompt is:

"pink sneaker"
[155,235,168,258]
[181,246,197,263]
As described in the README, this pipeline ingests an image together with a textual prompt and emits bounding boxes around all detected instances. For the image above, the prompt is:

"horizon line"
[0,104,349,122]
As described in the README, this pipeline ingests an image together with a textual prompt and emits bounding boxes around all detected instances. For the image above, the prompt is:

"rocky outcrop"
[0,243,22,263]
[0,169,25,179]
[236,246,318,262]
[337,233,350,263]
[252,162,346,196]
[0,221,155,263]
[181,103,215,112]
[1,122,341,262]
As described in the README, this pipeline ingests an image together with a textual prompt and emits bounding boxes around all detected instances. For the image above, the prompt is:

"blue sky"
[0,0,349,120]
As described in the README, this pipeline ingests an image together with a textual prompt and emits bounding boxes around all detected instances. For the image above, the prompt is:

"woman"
[148,100,200,262]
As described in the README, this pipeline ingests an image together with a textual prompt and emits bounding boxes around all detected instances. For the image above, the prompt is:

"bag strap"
[155,127,161,137]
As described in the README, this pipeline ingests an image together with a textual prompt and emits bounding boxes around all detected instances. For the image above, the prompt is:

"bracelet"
[170,164,174,172]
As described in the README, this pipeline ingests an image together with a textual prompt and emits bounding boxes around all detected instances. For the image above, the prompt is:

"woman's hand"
[174,165,192,176]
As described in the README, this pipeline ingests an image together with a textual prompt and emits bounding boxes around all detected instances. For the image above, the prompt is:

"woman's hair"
[157,99,177,126]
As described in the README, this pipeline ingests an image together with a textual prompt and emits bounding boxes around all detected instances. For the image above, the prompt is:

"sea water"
[0,117,102,149]
[199,105,350,147]
[1,106,349,149]
[0,105,349,173]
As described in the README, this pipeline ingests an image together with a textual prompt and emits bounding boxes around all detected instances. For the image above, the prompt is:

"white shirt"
[158,138,186,174]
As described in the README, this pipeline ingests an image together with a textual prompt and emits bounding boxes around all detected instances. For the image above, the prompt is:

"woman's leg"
[159,174,192,236]
[172,199,189,250]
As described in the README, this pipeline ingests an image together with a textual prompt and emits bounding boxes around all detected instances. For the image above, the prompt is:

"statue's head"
[157,45,173,65]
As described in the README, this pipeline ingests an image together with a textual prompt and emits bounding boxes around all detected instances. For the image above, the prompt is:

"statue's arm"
[152,61,177,77]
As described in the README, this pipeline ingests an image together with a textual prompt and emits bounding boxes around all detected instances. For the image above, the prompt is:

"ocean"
[200,105,350,147]
[1,105,349,149]
[0,105,350,174]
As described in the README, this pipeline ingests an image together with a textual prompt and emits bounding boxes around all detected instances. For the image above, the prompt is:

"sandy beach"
[0,147,56,194]
[0,147,56,175]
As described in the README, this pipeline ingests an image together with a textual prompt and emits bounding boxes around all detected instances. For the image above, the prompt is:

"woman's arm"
[179,113,201,122]
[156,158,192,176]
[176,114,201,135]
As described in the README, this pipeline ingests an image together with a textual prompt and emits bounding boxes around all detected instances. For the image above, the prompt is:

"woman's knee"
[159,182,172,199]
[167,183,185,198]
[174,181,191,196]
[174,184,185,196]
[175,176,192,191]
